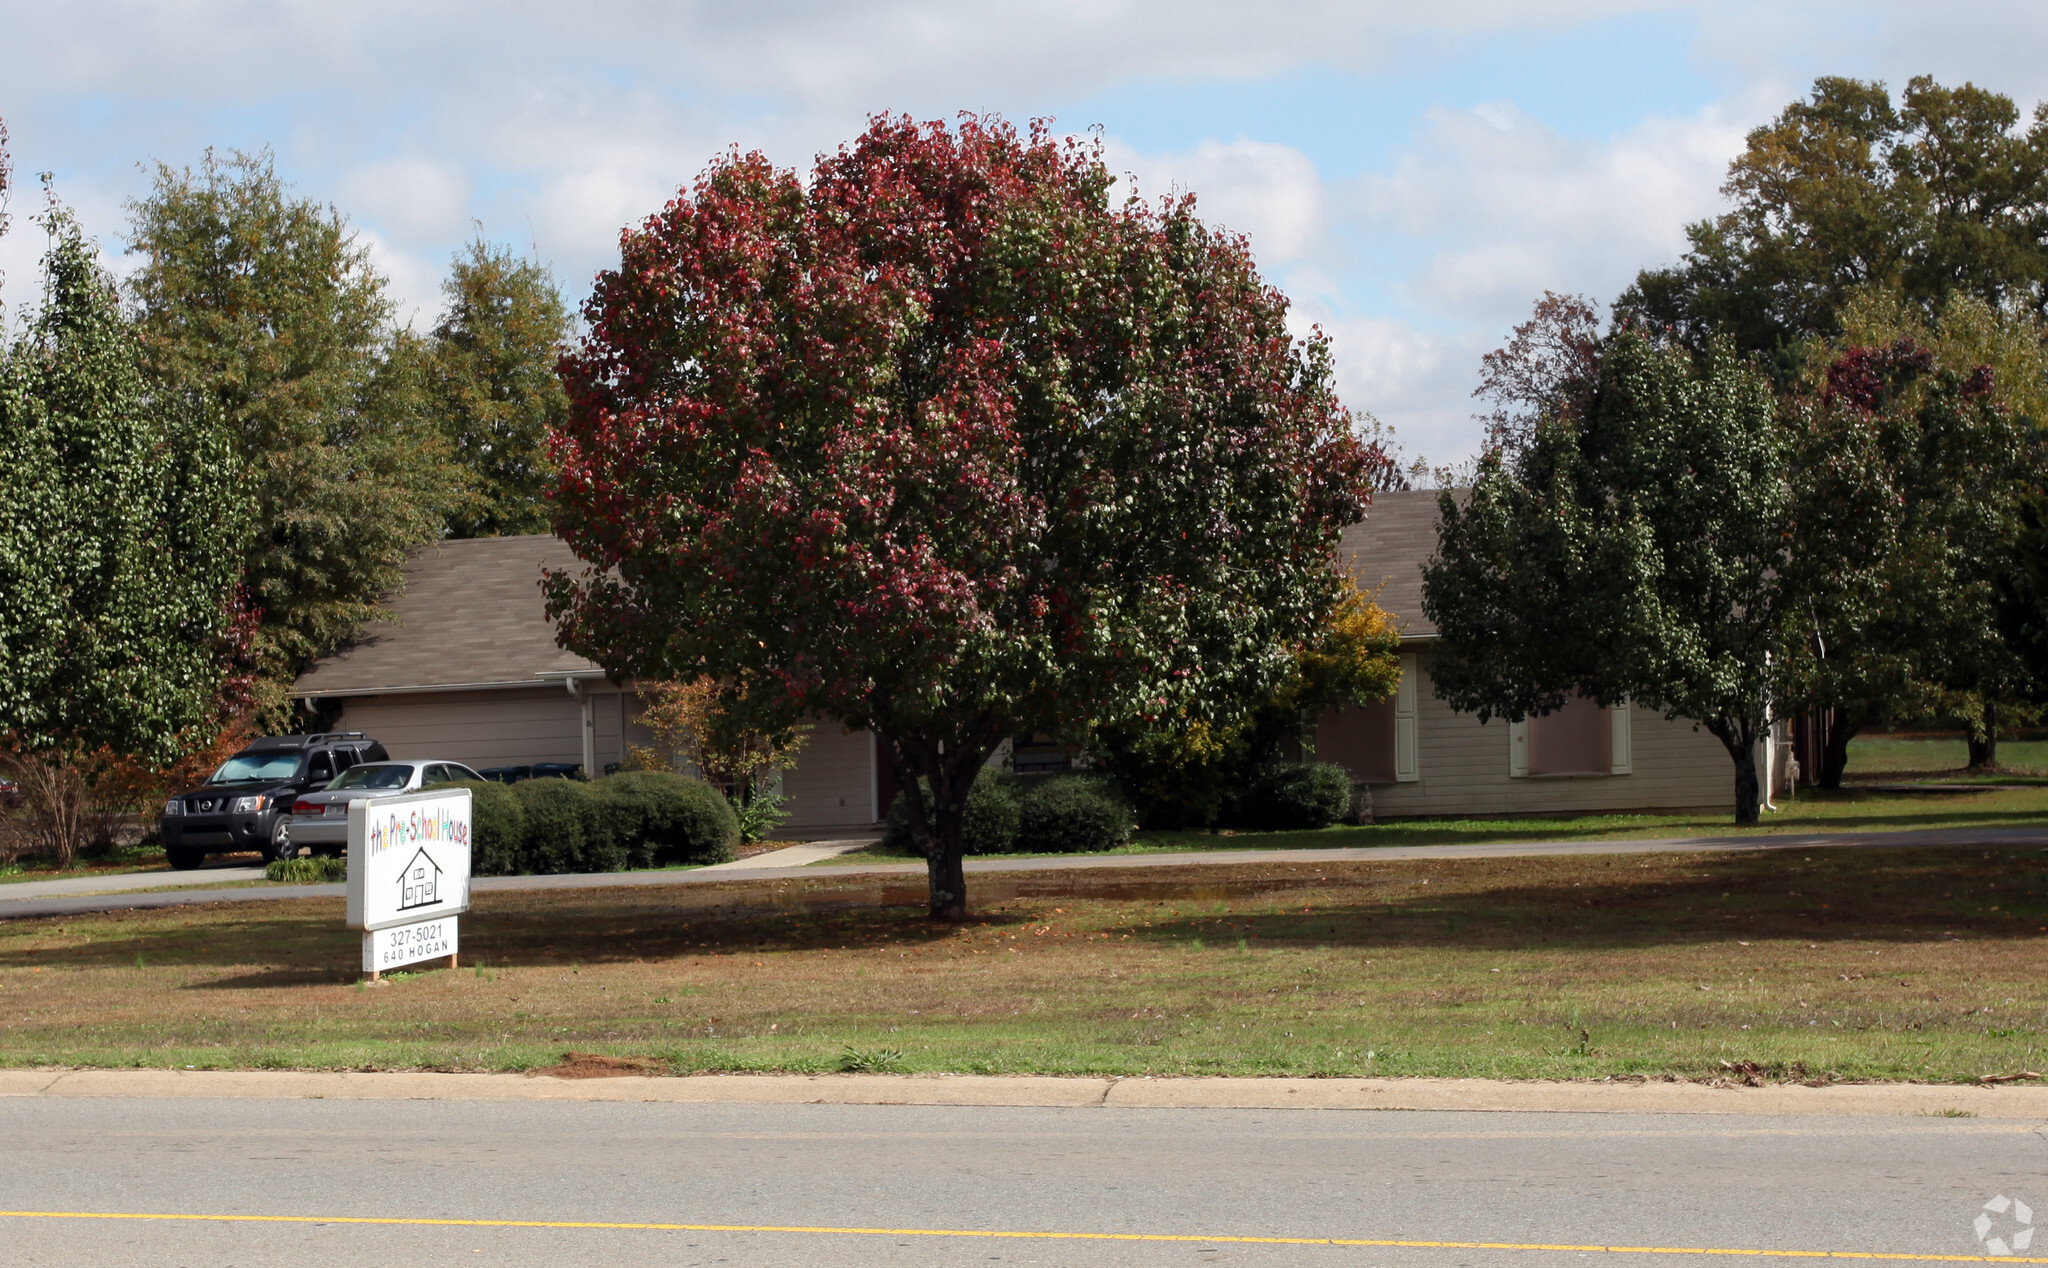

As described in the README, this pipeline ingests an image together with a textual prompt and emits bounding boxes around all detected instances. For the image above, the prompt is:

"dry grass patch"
[1,844,2044,1082]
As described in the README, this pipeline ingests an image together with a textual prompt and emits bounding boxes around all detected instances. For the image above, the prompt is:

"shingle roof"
[298,493,1454,697]
[292,535,600,697]
[1336,488,1448,640]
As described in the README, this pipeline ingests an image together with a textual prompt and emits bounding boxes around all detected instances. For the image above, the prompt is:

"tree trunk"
[1706,721,1763,826]
[1967,702,1999,771]
[1818,709,1861,790]
[924,847,968,923]
[1732,746,1760,826]
[875,728,992,923]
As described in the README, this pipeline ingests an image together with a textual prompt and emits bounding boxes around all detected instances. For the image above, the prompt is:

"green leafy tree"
[1093,583,1400,828]
[0,204,248,862]
[1785,294,2044,781]
[545,116,1379,919]
[429,238,573,537]
[125,149,464,713]
[1424,327,1794,824]
[1622,76,2048,372]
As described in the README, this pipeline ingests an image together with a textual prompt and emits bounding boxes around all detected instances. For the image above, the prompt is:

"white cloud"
[1355,99,1743,321]
[7,0,2048,463]
[337,159,472,246]
[1107,136,1328,266]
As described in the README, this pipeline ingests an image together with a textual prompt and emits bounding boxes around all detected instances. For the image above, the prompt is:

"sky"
[2,0,2044,466]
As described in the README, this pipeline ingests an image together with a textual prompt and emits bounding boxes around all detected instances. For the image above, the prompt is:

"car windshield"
[327,764,413,790]
[209,752,304,783]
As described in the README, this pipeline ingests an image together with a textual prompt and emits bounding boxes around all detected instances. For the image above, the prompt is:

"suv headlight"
[232,795,267,814]
[163,800,182,817]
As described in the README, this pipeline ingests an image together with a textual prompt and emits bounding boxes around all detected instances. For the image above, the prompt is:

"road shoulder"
[1,1068,2040,1118]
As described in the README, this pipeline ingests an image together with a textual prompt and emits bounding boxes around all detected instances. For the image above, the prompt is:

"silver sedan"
[288,760,485,853]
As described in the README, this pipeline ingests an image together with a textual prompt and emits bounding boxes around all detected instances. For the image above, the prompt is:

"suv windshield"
[328,764,413,791]
[209,752,304,784]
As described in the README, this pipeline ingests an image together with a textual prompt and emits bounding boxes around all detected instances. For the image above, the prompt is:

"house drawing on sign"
[399,849,442,909]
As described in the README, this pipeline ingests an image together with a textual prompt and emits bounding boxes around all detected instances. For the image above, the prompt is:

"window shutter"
[1508,719,1529,778]
[1609,702,1632,775]
[1394,653,1419,782]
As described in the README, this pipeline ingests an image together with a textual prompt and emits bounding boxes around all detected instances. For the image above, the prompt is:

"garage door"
[780,724,876,831]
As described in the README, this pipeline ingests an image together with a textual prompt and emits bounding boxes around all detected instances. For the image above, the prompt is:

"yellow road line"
[0,1210,2036,1261]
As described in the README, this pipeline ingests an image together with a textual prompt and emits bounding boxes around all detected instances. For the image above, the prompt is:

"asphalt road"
[2,1097,2043,1266]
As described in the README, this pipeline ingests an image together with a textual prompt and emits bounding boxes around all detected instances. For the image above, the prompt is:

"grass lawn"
[1846,733,2048,778]
[825,784,2048,866]
[2,843,2043,1083]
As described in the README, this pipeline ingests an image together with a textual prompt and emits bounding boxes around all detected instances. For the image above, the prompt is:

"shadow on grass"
[1112,845,2048,952]
[1136,792,2048,854]
[8,844,2045,977]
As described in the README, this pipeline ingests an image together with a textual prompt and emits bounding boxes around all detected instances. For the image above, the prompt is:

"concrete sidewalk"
[695,838,877,871]
[4,822,2046,922]
[1,1068,2042,1119]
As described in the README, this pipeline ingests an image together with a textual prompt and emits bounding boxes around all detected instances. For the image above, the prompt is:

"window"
[1316,698,1396,784]
[330,764,413,790]
[1314,652,1419,784]
[1510,696,1632,777]
[308,752,334,782]
[211,752,304,783]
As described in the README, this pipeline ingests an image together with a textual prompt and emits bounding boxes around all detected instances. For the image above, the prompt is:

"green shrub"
[1240,762,1351,831]
[510,777,594,873]
[264,855,347,883]
[1013,774,1135,854]
[452,781,528,876]
[881,768,1020,856]
[595,770,739,865]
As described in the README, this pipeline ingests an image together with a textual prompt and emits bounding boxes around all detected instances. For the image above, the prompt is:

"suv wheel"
[265,816,298,864]
[166,844,205,871]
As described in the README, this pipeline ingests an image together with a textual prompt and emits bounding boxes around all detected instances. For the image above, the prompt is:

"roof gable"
[1336,488,1448,640]
[294,535,599,697]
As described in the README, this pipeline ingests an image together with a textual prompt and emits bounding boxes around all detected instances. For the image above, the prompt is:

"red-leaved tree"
[546,115,1377,919]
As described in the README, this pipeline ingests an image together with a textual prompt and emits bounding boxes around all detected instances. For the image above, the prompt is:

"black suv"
[160,733,387,869]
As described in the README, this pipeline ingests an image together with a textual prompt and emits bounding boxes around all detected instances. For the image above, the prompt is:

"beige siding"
[781,723,877,832]
[1331,648,1729,818]
[336,688,584,769]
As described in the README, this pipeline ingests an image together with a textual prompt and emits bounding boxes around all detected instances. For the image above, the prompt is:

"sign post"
[346,788,472,980]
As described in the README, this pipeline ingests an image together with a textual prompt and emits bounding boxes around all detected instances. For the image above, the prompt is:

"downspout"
[564,678,596,779]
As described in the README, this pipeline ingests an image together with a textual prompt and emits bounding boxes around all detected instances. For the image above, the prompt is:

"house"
[294,502,1741,837]
[1317,488,1740,816]
[399,847,442,909]
[292,535,884,837]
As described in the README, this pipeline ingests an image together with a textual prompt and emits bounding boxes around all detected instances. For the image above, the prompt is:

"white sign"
[362,916,459,972]
[346,788,473,932]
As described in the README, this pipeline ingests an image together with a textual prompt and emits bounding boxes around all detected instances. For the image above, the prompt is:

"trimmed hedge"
[465,780,528,876]
[881,768,1020,856]
[1014,774,1136,853]
[1239,762,1351,831]
[451,771,738,876]
[600,770,740,867]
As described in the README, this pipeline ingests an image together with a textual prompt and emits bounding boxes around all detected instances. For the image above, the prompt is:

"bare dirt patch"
[528,1052,668,1079]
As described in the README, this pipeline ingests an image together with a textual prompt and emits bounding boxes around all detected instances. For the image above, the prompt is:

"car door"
[305,750,336,789]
